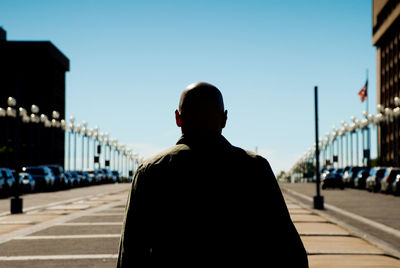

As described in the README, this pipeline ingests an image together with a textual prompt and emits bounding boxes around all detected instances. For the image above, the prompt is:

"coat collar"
[176,132,232,150]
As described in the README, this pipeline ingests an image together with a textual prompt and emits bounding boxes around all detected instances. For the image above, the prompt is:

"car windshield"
[48,167,60,175]
[26,168,45,175]
[376,169,386,178]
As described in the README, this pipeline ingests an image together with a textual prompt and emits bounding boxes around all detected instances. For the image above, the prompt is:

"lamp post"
[0,107,6,165]
[313,86,324,210]
[40,114,50,162]
[52,111,60,164]
[6,97,23,214]
[112,139,118,171]
[81,121,88,170]
[104,132,110,169]
[393,97,400,166]
[5,99,17,167]
[341,121,349,167]
[30,105,40,165]
[87,129,93,169]
[93,126,99,169]
[60,119,66,168]
[75,124,81,171]
[69,117,75,171]
[377,104,385,165]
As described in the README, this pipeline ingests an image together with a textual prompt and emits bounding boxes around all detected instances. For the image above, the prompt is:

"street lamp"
[6,97,25,213]
[69,116,75,171]
[30,105,40,165]
[75,124,82,171]
[341,121,350,166]
[81,121,88,170]
[87,128,93,169]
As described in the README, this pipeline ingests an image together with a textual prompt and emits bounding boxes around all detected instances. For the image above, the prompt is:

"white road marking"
[15,234,120,240]
[0,201,125,245]
[57,222,122,226]
[89,213,123,216]
[0,254,118,261]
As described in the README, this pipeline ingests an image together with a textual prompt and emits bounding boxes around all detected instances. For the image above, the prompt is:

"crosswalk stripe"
[0,254,118,261]
[57,222,122,226]
[15,234,120,240]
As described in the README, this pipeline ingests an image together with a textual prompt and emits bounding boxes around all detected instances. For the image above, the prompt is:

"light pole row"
[67,116,141,179]
[289,97,400,182]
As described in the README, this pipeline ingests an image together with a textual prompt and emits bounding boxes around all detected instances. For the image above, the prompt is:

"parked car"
[95,169,106,183]
[353,168,371,189]
[381,167,400,193]
[366,167,387,192]
[76,171,91,186]
[322,172,344,190]
[333,168,344,178]
[0,168,17,196]
[343,166,363,187]
[392,175,400,196]
[18,172,36,193]
[112,170,121,183]
[63,171,73,188]
[23,166,55,191]
[68,171,81,187]
[46,165,67,189]
[85,170,101,184]
[101,168,114,183]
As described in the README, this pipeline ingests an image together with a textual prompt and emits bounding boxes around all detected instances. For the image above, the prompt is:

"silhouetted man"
[117,82,308,267]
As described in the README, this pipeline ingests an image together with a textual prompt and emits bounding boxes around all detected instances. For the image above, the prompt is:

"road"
[280,182,400,256]
[0,183,130,268]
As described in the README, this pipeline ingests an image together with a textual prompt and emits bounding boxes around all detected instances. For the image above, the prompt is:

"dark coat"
[117,133,308,267]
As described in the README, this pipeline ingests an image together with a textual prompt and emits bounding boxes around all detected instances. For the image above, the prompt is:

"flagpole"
[366,69,369,115]
[366,68,370,167]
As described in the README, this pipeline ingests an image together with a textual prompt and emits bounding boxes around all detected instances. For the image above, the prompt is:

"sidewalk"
[0,184,399,267]
[0,185,129,267]
[283,193,400,267]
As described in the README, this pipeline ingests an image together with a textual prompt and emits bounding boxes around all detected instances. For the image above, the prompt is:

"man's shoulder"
[139,144,190,170]
[231,145,268,164]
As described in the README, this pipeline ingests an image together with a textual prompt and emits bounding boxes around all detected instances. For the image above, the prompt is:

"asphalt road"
[0,183,131,268]
[280,182,400,255]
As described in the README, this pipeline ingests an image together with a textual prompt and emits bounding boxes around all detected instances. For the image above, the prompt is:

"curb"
[282,186,400,260]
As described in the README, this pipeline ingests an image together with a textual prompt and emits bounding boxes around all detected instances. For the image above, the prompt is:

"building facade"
[373,0,400,165]
[0,28,69,170]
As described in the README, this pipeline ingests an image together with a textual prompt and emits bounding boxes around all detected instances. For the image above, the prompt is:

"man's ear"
[221,110,228,129]
[175,109,182,127]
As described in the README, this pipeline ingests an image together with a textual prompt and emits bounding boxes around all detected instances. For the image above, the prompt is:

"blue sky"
[0,0,376,174]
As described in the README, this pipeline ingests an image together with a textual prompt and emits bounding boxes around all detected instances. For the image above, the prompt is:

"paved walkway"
[0,184,398,267]
[283,194,400,267]
[0,186,129,267]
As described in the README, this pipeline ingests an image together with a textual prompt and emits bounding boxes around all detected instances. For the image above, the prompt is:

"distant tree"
[277,170,287,182]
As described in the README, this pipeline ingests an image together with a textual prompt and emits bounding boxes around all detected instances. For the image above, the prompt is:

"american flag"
[358,80,368,102]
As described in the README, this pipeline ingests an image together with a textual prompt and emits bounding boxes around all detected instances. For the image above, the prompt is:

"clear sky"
[0,0,376,174]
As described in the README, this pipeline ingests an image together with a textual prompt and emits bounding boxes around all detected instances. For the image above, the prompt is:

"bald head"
[175,82,227,134]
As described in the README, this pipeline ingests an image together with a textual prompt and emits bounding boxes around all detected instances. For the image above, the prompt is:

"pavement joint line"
[292,220,331,223]
[0,254,118,261]
[306,251,387,255]
[0,221,34,225]
[0,186,129,217]
[17,234,121,239]
[0,199,125,245]
[282,187,400,240]
[56,222,122,226]
[89,213,124,216]
[299,233,353,236]
[282,187,400,260]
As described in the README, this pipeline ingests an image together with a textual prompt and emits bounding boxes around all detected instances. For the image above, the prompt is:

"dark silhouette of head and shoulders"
[117,82,308,268]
